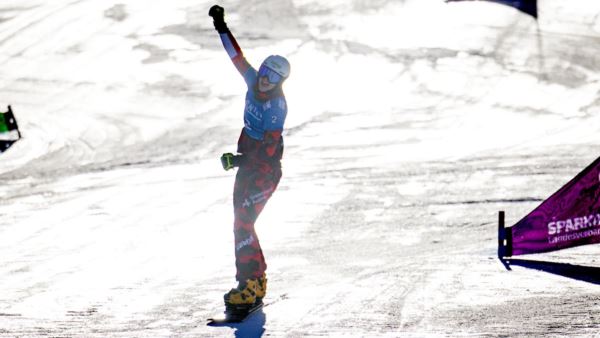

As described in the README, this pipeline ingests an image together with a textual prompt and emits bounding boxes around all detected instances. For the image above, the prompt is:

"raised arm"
[209,5,252,78]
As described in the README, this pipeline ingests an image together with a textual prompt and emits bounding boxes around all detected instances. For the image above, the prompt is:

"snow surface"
[1,0,600,337]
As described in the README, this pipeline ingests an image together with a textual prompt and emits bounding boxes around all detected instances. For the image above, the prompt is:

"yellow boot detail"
[224,279,258,306]
[256,274,267,301]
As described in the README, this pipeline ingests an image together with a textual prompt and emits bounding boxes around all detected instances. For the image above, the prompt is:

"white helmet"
[260,55,290,81]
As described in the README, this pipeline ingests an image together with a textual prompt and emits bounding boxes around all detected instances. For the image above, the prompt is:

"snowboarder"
[209,4,290,311]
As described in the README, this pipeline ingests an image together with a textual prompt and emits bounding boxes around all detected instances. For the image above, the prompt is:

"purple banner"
[446,0,538,18]
[511,156,600,256]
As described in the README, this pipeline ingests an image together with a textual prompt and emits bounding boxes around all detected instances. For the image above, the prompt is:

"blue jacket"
[219,30,287,165]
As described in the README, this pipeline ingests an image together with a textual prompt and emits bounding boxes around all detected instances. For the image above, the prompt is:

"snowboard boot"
[255,274,267,304]
[224,279,258,310]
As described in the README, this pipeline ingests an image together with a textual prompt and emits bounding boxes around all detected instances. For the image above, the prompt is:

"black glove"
[208,5,228,33]
[208,5,224,22]
[220,153,244,171]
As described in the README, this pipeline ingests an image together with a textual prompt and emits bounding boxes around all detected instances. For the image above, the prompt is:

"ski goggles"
[258,65,283,84]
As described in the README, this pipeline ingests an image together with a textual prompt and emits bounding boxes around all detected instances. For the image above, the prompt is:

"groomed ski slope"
[1,0,600,336]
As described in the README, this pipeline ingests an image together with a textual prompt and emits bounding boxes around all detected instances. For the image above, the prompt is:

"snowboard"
[207,301,264,325]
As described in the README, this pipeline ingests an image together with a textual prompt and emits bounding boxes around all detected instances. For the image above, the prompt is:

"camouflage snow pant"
[233,163,281,282]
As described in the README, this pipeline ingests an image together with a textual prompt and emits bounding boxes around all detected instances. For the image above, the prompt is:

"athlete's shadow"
[208,310,266,338]
[501,258,600,285]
